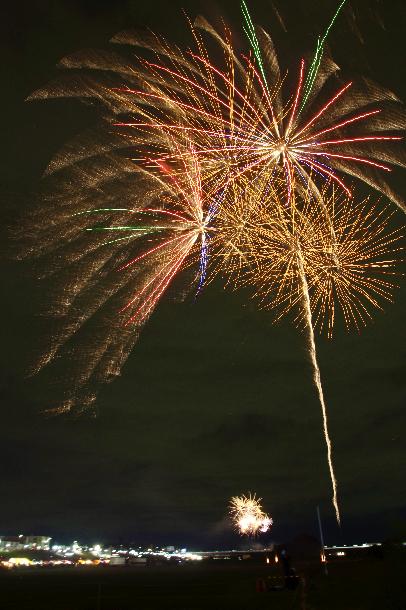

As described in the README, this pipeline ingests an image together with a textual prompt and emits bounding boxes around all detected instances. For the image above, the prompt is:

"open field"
[0,554,405,610]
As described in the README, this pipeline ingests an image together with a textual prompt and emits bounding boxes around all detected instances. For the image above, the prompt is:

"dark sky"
[1,0,405,549]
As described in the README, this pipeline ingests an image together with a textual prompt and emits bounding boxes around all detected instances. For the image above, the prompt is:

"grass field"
[0,554,405,610]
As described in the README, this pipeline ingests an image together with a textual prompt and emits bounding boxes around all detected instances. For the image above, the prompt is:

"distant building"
[0,535,51,551]
[0,536,24,551]
[25,536,51,550]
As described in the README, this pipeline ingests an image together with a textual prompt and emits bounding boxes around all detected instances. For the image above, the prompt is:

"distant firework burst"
[230,493,273,536]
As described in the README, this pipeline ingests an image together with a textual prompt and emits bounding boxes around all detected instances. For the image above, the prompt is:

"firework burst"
[230,493,273,536]
[21,6,405,523]
[240,185,404,337]
[18,143,221,413]
[28,11,405,211]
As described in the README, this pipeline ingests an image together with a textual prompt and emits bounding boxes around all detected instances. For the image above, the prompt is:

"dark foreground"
[1,555,405,610]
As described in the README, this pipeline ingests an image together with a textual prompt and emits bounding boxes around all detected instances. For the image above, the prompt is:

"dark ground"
[1,554,405,610]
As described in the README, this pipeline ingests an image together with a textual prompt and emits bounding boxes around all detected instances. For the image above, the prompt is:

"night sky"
[1,0,405,548]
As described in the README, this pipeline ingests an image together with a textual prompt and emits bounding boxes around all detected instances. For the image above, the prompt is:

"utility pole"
[316,505,328,575]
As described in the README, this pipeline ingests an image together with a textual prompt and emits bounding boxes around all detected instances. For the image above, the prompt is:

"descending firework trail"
[297,250,340,524]
[292,191,402,524]
[218,179,403,521]
[229,493,273,536]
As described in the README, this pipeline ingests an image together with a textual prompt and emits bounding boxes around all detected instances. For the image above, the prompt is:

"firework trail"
[297,248,340,524]
[218,179,403,522]
[230,493,273,536]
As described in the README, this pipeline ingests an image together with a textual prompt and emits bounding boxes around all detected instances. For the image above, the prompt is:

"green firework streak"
[85,223,170,247]
[300,0,348,113]
[241,1,270,95]
[74,208,171,216]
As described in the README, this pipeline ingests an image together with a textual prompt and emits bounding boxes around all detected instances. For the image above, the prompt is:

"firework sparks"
[107,17,403,209]
[18,143,221,413]
[21,8,405,523]
[243,185,404,337]
[299,0,348,110]
[239,0,404,205]
[230,493,273,536]
[29,12,405,211]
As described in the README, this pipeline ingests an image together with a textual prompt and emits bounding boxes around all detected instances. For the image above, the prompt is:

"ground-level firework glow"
[230,494,273,536]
